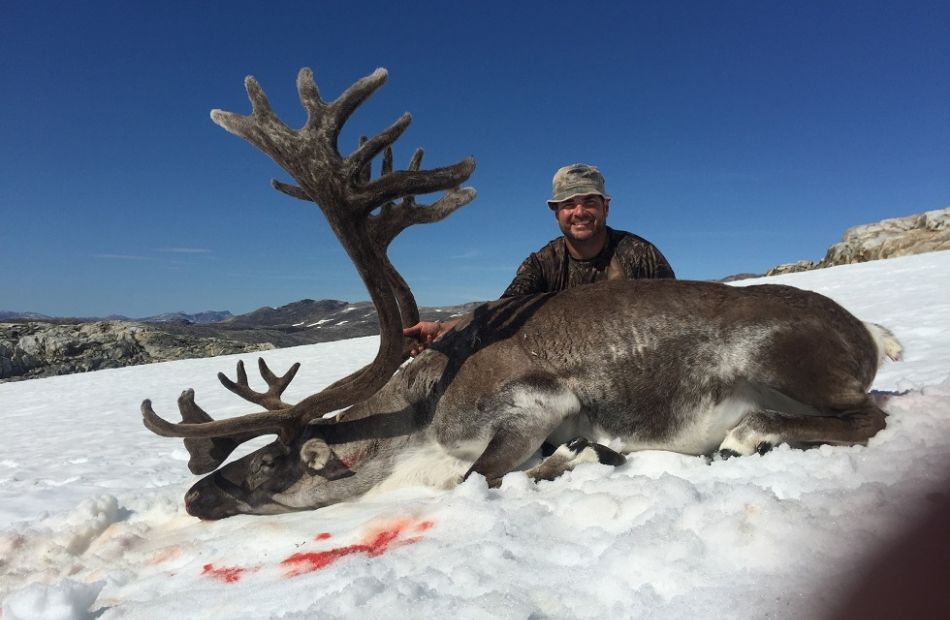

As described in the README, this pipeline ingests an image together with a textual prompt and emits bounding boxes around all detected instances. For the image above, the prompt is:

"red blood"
[281,519,435,577]
[314,532,332,541]
[202,563,246,583]
[282,547,359,576]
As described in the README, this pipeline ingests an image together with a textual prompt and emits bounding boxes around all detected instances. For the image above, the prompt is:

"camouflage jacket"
[501,227,675,298]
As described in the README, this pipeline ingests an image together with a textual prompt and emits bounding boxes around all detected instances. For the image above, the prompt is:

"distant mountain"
[206,298,477,345]
[224,299,352,328]
[0,311,53,321]
[140,310,233,324]
[0,310,233,324]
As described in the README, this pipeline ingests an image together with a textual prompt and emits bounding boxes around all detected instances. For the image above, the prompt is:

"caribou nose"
[184,489,201,515]
[183,483,237,520]
[184,489,224,519]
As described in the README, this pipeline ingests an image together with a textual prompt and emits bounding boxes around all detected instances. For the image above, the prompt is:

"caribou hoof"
[755,441,773,455]
[718,448,741,460]
[566,437,590,452]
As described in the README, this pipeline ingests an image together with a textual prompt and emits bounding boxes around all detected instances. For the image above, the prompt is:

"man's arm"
[403,319,460,357]
[405,252,546,356]
[649,246,675,279]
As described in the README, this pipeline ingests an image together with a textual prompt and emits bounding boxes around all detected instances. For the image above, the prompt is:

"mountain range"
[0,299,480,382]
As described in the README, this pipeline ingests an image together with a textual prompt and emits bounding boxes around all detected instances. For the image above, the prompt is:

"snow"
[2,251,949,619]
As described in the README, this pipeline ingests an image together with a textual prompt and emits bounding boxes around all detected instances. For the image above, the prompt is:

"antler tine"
[347,113,412,193]
[177,388,213,423]
[357,158,476,212]
[170,389,267,474]
[375,148,420,221]
[410,187,478,224]
[408,148,423,171]
[328,68,389,139]
[245,76,275,118]
[357,136,371,186]
[368,187,477,253]
[211,76,293,142]
[296,67,326,127]
[367,143,477,249]
[272,179,310,201]
[217,359,301,410]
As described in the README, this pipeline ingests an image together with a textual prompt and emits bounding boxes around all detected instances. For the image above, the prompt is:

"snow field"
[1,251,949,619]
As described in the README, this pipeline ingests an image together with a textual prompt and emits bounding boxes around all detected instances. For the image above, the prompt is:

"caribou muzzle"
[184,473,242,520]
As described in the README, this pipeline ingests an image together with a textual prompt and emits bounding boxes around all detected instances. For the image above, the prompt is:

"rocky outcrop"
[767,207,950,276]
[818,207,950,266]
[764,260,817,276]
[0,321,273,382]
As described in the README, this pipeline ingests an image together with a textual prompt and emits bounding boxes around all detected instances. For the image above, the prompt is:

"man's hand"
[403,321,443,357]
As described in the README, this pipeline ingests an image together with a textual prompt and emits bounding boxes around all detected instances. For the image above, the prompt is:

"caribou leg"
[461,377,581,486]
[718,400,888,456]
[525,438,626,482]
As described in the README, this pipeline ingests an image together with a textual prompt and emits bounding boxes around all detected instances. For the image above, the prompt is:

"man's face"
[551,194,610,242]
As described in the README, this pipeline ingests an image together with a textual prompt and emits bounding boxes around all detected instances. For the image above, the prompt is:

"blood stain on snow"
[202,563,248,583]
[282,518,435,577]
[413,521,434,533]
[314,532,332,541]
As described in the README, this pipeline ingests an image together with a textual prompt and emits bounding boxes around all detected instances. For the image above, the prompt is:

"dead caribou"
[141,68,902,519]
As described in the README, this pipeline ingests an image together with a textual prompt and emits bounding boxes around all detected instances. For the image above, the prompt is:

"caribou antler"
[218,359,300,410]
[141,67,475,472]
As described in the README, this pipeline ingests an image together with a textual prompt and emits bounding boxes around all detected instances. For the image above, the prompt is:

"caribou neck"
[316,355,448,465]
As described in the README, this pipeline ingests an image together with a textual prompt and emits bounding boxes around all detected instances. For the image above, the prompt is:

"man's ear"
[300,438,354,480]
[603,197,610,217]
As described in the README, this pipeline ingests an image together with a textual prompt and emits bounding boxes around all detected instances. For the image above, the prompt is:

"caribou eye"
[256,455,277,472]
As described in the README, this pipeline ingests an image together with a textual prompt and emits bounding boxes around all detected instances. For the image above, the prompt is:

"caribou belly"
[592,393,756,456]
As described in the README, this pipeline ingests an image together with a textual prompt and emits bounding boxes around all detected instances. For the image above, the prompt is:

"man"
[404,163,674,355]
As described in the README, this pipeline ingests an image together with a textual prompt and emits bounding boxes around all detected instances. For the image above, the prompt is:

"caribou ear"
[299,438,355,480]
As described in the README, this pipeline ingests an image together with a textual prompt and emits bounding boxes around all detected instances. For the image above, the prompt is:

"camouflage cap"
[546,163,610,207]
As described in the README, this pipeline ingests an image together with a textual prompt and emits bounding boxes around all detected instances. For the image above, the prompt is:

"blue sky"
[2,1,948,317]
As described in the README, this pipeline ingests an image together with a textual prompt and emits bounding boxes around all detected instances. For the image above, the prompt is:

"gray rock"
[0,321,273,382]
[818,207,950,267]
[763,206,950,277]
[767,260,818,276]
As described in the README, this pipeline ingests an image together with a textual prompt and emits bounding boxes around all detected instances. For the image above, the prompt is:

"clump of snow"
[3,579,104,620]
[55,496,122,555]
[0,251,948,617]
